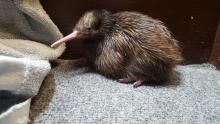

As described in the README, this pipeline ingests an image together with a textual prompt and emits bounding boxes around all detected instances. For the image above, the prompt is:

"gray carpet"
[30,61,220,124]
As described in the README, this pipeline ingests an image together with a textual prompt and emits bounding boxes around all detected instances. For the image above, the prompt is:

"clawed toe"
[118,78,145,88]
[118,78,133,83]
[133,80,144,88]
[73,58,88,67]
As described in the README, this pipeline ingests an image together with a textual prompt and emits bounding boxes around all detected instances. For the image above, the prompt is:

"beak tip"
[50,31,78,48]
[50,43,57,48]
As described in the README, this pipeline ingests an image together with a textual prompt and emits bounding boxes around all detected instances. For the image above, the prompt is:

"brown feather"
[73,10,183,84]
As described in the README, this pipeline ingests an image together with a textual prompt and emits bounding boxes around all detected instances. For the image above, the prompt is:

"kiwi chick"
[51,10,183,88]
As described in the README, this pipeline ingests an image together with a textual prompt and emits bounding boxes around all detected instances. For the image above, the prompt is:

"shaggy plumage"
[51,10,183,87]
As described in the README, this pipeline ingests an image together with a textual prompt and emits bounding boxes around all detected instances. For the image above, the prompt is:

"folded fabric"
[0,0,65,59]
[0,0,65,121]
[0,0,65,97]
[0,55,50,96]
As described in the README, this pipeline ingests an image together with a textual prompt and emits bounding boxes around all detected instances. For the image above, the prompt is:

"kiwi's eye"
[86,27,92,31]
[94,21,101,30]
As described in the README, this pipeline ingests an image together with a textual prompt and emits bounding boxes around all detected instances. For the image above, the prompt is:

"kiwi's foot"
[118,78,133,83]
[118,78,144,88]
[133,80,144,88]
[73,58,88,67]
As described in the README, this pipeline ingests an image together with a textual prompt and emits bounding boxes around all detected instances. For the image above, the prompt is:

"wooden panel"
[209,21,220,69]
[40,0,220,64]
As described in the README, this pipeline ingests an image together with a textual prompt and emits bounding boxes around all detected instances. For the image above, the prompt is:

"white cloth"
[0,55,50,96]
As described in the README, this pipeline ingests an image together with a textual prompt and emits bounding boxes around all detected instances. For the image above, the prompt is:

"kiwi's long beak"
[51,30,78,48]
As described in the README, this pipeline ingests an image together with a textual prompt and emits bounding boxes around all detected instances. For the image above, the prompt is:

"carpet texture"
[30,61,220,124]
